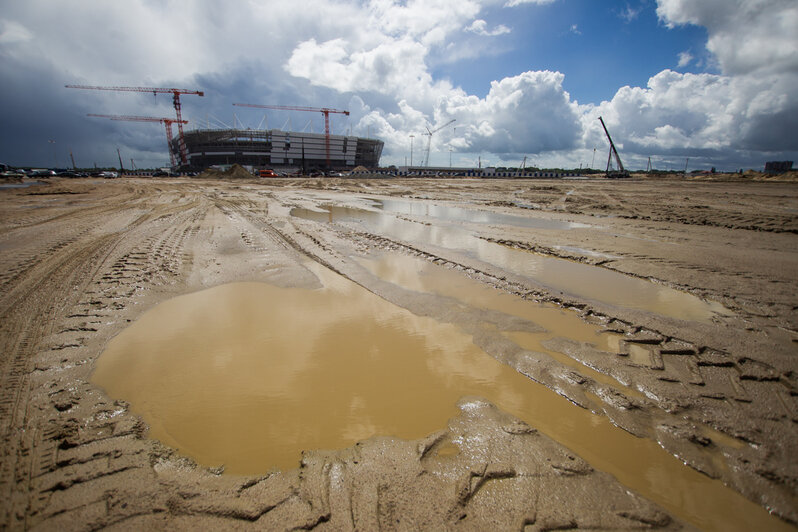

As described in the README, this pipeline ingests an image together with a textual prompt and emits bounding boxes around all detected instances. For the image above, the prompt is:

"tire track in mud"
[3,180,795,530]
[283,183,797,525]
[213,196,348,279]
[10,190,360,530]
[564,185,798,234]
[0,186,207,528]
[21,207,206,529]
[0,232,122,526]
[482,236,797,329]
[0,184,147,297]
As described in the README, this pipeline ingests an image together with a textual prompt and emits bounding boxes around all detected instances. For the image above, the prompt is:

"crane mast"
[421,119,456,167]
[598,116,628,177]
[66,85,204,167]
[233,103,349,168]
[87,114,188,168]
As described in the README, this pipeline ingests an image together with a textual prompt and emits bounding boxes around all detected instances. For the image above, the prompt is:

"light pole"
[48,139,57,168]
[409,134,415,166]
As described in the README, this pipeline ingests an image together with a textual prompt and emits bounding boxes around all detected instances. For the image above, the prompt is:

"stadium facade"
[175,129,383,170]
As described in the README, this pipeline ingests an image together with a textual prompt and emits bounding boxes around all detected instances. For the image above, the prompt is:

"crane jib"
[66,84,204,167]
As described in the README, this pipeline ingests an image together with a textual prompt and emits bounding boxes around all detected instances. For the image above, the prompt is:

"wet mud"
[0,177,796,530]
[291,201,730,321]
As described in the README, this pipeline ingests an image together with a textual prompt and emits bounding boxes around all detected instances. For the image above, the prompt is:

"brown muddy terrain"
[0,176,796,530]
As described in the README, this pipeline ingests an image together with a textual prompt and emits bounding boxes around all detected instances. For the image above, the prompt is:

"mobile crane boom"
[598,116,626,176]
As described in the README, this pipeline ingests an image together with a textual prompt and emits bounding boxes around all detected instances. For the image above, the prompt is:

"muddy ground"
[0,176,795,530]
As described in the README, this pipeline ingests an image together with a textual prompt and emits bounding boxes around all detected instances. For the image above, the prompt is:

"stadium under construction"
[174,128,384,171]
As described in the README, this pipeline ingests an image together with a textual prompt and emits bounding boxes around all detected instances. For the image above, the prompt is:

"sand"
[0,175,795,530]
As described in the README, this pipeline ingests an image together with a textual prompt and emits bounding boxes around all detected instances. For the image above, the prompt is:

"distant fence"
[388,170,580,178]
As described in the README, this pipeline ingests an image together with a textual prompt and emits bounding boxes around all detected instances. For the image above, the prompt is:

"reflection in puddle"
[370,198,587,230]
[358,253,637,396]
[289,206,381,225]
[291,203,730,323]
[93,264,590,475]
[602,332,625,353]
[91,253,785,531]
[627,342,657,366]
[356,253,784,532]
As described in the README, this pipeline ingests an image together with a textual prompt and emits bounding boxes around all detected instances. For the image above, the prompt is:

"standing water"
[290,203,730,322]
[92,259,785,532]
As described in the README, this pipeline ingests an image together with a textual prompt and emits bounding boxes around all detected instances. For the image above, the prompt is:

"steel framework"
[233,103,349,167]
[67,85,204,166]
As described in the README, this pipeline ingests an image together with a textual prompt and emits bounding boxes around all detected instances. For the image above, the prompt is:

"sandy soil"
[0,176,795,530]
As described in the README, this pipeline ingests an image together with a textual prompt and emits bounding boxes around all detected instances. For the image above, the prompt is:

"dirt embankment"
[0,177,795,530]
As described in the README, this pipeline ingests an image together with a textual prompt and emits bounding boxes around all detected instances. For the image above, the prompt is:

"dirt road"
[0,176,795,530]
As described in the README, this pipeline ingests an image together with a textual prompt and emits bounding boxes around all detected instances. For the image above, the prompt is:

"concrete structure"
[177,128,383,170]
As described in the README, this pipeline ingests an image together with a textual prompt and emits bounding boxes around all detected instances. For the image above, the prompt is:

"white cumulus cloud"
[445,71,582,154]
[465,19,512,36]
[582,68,798,158]
[504,0,557,7]
[656,0,798,76]
[0,0,796,169]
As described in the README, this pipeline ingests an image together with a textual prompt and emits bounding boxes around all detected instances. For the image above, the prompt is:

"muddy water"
[369,197,587,230]
[92,252,788,531]
[92,264,574,475]
[357,253,789,532]
[291,204,730,322]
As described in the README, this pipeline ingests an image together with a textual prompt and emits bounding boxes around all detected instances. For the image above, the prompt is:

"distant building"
[764,161,793,174]
[176,128,383,171]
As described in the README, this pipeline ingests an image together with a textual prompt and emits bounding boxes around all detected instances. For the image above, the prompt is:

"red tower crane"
[66,85,204,166]
[87,114,189,168]
[232,103,349,167]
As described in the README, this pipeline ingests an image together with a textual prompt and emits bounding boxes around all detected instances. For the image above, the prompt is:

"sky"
[1,0,796,171]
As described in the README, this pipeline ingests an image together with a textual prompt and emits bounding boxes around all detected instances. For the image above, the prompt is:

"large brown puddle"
[93,263,550,474]
[93,258,786,532]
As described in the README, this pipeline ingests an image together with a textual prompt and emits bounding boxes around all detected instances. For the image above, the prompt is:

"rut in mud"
[0,177,795,531]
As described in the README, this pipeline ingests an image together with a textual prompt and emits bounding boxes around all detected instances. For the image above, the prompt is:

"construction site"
[0,82,795,532]
[68,85,385,173]
[1,172,797,530]
[62,85,630,177]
